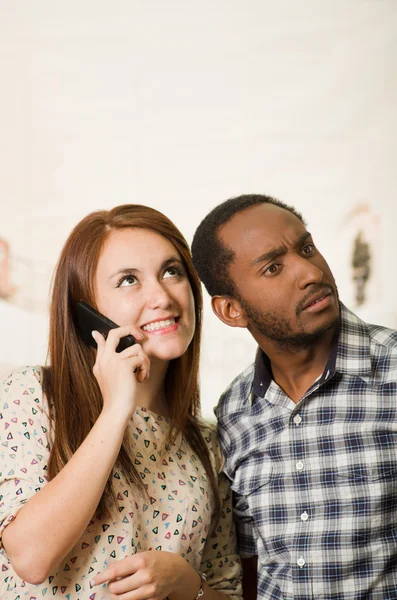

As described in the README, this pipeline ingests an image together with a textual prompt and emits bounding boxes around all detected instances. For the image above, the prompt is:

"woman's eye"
[118,275,137,287]
[163,266,181,279]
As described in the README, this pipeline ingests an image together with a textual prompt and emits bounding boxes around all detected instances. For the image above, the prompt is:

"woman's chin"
[146,344,188,364]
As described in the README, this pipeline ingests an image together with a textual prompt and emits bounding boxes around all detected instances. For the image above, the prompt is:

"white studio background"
[1,1,396,419]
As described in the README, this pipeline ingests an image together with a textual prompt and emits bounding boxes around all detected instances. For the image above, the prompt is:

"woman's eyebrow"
[108,267,139,281]
[159,256,183,269]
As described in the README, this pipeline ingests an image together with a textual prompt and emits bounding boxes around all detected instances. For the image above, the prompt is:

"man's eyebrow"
[251,231,312,266]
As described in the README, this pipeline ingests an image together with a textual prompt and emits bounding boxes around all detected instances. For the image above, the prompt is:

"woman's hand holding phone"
[92,326,150,420]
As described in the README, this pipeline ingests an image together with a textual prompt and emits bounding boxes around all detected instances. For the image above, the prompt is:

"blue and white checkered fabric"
[215,303,397,599]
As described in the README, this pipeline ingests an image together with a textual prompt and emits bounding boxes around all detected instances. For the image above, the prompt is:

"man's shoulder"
[341,305,397,382]
[215,362,256,420]
[366,321,397,350]
[366,322,397,381]
[342,305,397,350]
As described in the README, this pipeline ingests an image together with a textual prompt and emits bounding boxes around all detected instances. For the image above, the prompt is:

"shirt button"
[297,557,306,568]
[300,511,309,521]
[296,461,304,471]
[294,414,302,425]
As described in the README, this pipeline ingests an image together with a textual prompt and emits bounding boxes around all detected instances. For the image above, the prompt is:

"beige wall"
[1,1,397,417]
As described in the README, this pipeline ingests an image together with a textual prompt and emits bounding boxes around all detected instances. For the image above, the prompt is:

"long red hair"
[42,205,219,515]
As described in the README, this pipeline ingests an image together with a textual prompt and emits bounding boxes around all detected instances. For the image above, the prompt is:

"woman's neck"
[134,358,169,417]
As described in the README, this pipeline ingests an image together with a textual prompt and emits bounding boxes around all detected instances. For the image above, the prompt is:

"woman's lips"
[141,317,180,335]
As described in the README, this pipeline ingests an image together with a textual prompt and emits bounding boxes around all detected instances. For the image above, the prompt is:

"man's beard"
[237,288,339,352]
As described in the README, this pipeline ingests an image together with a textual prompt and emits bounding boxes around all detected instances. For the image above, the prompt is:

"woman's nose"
[146,282,173,310]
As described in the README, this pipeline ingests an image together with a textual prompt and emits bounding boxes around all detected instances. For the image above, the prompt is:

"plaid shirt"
[215,303,397,599]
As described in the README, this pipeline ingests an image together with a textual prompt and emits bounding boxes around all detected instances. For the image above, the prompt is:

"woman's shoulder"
[0,365,45,409]
[196,418,224,473]
[1,364,43,387]
[197,418,217,439]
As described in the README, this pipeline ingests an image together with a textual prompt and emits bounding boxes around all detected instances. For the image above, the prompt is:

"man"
[191,194,397,600]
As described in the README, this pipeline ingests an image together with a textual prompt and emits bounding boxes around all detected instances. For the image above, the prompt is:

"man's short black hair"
[191,194,305,298]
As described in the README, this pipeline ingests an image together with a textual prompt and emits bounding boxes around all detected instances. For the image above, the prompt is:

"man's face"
[218,203,339,350]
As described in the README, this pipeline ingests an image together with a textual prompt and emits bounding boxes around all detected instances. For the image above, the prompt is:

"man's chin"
[271,318,338,352]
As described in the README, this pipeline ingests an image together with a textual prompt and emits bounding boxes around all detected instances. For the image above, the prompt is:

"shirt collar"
[252,302,372,399]
[252,347,273,397]
[334,302,372,376]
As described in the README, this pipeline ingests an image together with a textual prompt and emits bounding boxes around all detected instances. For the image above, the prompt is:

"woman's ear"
[211,295,248,328]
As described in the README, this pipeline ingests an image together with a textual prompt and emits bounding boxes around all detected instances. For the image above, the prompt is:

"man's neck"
[260,327,336,403]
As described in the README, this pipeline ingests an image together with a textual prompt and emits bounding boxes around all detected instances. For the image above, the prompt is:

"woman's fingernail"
[91,330,97,339]
[90,579,96,588]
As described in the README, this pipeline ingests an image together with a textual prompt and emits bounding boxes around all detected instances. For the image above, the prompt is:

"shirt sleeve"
[0,366,51,545]
[199,425,243,600]
[215,407,258,560]
[232,491,257,558]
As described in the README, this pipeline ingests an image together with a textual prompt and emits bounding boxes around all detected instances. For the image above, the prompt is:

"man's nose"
[296,257,324,290]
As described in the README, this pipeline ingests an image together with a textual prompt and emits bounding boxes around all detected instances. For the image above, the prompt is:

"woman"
[0,205,242,599]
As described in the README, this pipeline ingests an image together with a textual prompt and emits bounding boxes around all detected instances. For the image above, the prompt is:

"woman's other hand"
[91,550,196,600]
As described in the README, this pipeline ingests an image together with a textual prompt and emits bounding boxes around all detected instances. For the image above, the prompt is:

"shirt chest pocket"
[337,460,397,482]
[336,443,397,483]
[334,450,397,539]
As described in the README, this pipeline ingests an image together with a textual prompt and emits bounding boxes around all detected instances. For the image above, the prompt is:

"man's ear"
[211,295,248,328]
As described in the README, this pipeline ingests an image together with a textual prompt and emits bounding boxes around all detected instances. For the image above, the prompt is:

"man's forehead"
[219,203,307,256]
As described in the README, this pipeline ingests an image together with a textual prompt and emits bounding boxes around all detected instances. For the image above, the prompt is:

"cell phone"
[74,301,136,353]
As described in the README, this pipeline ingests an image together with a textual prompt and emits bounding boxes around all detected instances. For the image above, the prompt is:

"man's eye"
[302,243,315,255]
[117,275,137,287]
[264,264,280,275]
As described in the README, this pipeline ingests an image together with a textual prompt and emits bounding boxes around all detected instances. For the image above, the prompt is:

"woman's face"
[94,228,196,363]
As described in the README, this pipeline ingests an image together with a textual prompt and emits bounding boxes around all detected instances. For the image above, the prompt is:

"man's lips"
[298,286,333,313]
